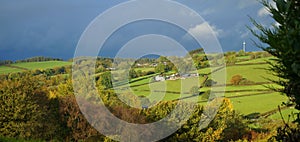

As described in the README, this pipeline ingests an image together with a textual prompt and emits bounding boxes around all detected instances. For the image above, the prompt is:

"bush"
[230,74,254,85]
[230,74,243,85]
[269,123,300,141]
[226,55,237,65]
[204,79,217,87]
[98,72,113,89]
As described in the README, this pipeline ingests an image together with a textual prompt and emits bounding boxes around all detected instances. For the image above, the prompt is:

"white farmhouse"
[154,75,165,81]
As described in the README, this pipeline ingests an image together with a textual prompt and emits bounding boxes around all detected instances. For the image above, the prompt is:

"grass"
[224,64,276,83]
[236,57,275,64]
[197,58,277,85]
[198,66,219,74]
[115,75,201,102]
[123,56,287,118]
[236,55,250,60]
[13,61,71,70]
[269,107,300,121]
[230,92,287,115]
[134,67,154,72]
[122,57,286,117]
[0,61,71,75]
[0,66,23,74]
[201,84,273,92]
[1,56,286,120]
[224,91,269,97]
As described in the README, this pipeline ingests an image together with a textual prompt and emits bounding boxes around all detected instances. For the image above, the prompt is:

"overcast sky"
[0,0,274,60]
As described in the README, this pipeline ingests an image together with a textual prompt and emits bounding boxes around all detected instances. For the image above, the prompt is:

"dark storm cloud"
[0,0,273,60]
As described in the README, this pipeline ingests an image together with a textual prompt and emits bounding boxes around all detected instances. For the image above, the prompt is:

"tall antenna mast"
[243,41,246,52]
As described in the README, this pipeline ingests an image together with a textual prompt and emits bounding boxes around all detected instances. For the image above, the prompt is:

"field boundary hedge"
[3,64,28,70]
[260,105,295,118]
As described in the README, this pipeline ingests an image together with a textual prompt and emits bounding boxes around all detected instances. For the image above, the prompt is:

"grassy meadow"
[0,54,296,141]
[0,56,289,118]
[13,61,71,70]
[122,56,288,119]
[0,66,24,74]
[0,61,71,75]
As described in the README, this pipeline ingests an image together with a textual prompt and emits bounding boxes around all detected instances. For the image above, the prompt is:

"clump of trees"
[230,74,254,85]
[162,99,250,141]
[230,75,243,85]
[32,66,69,76]
[97,72,113,89]
[154,56,174,73]
[0,73,63,140]
[0,70,257,141]
[0,60,13,65]
[129,69,155,79]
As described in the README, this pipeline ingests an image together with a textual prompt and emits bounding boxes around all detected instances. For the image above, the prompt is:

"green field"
[223,64,276,83]
[198,61,276,84]
[13,61,71,70]
[269,107,300,121]
[0,61,71,75]
[134,67,154,72]
[0,66,24,74]
[198,66,219,74]
[202,84,272,92]
[122,56,289,119]
[0,57,290,119]
[236,56,275,64]
[236,55,250,60]
[230,92,287,115]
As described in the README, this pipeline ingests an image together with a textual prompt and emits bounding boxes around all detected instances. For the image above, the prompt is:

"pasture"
[0,61,71,75]
[0,66,23,74]
[0,56,289,119]
[124,56,288,119]
[13,61,71,70]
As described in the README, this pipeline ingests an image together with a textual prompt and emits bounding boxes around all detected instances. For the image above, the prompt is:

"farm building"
[154,75,165,81]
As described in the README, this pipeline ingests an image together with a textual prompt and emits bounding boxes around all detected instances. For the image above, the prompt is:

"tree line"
[15,56,63,63]
[0,56,64,66]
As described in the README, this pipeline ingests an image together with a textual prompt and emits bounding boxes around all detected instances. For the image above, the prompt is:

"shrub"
[204,79,217,87]
[231,75,254,85]
[129,69,138,79]
[230,74,243,85]
[226,55,237,65]
[269,123,300,141]
[98,72,113,89]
